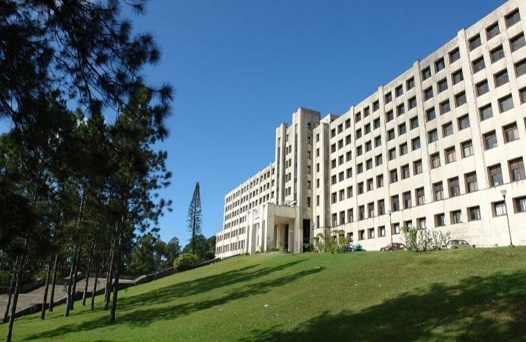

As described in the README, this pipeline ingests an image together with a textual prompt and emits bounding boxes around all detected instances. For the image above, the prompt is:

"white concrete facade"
[216,0,526,257]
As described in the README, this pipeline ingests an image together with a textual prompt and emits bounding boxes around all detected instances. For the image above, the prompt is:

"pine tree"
[187,183,202,254]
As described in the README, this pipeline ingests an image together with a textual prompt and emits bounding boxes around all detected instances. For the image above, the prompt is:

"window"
[345,119,351,128]
[479,104,493,120]
[422,67,431,80]
[387,129,395,141]
[484,131,498,150]
[373,101,379,111]
[486,22,500,40]
[365,141,372,152]
[417,217,427,229]
[399,143,408,155]
[395,85,403,97]
[355,112,362,123]
[473,57,485,73]
[435,213,446,227]
[339,155,344,165]
[385,92,392,103]
[346,151,352,161]
[428,129,438,143]
[447,48,460,64]
[435,58,445,72]
[410,116,419,129]
[468,206,481,221]
[452,70,463,84]
[445,146,456,164]
[346,134,352,145]
[347,186,353,198]
[331,159,337,169]
[356,128,362,139]
[505,9,521,28]
[376,175,384,188]
[438,78,448,93]
[385,110,394,122]
[442,122,453,137]
[430,153,441,169]
[413,159,423,175]
[390,169,398,183]
[458,114,470,130]
[488,164,503,186]
[388,148,396,160]
[521,87,526,103]
[411,137,421,150]
[358,182,364,194]
[372,136,381,148]
[378,200,385,215]
[366,158,373,170]
[357,163,363,174]
[465,172,478,193]
[331,192,337,203]
[397,103,405,116]
[398,123,406,135]
[498,95,514,113]
[503,122,519,143]
[510,33,526,52]
[448,177,460,197]
[469,34,481,50]
[424,87,434,100]
[364,107,370,117]
[339,189,345,201]
[365,124,371,134]
[462,140,473,158]
[403,191,412,209]
[516,59,526,77]
[426,108,436,121]
[401,164,410,179]
[408,97,417,110]
[391,195,400,211]
[515,197,526,213]
[406,78,415,90]
[476,80,489,96]
[493,201,507,216]
[451,210,462,224]
[368,202,375,217]
[416,187,425,206]
[339,171,344,182]
[494,69,509,87]
[367,178,374,191]
[440,100,450,115]
[490,45,505,63]
[455,92,466,107]
[509,158,525,181]
[375,154,383,166]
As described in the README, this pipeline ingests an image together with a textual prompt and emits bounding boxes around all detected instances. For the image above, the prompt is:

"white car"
[445,239,473,249]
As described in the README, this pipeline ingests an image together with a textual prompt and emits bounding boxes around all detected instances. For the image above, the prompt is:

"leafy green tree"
[165,237,181,267]
[187,183,202,254]
[183,234,215,262]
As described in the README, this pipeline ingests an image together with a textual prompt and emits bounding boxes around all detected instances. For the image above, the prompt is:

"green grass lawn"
[2,247,526,341]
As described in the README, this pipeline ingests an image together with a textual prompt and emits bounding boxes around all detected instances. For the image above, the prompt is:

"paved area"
[0,276,109,319]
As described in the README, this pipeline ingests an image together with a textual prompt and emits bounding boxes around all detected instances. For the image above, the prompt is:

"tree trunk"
[69,245,81,311]
[5,250,27,342]
[3,259,17,323]
[109,222,123,323]
[40,254,52,319]
[82,239,95,306]
[103,238,116,311]
[64,245,78,317]
[90,267,99,311]
[48,254,58,312]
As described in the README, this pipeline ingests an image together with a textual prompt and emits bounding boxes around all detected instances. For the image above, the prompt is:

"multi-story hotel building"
[216,0,526,257]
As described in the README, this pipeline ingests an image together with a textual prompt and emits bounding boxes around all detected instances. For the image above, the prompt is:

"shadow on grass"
[119,258,307,307]
[240,271,526,341]
[26,259,316,340]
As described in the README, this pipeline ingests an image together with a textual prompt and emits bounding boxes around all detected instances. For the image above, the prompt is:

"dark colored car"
[380,242,407,251]
[343,244,366,252]
[445,239,474,249]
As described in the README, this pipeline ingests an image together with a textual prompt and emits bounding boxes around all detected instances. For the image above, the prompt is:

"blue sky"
[0,0,506,246]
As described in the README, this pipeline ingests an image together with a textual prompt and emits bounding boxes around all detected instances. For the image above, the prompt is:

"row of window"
[327,156,525,225]
[326,196,526,239]
[469,9,521,52]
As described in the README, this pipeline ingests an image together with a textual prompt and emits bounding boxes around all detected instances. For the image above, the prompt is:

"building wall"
[216,0,526,257]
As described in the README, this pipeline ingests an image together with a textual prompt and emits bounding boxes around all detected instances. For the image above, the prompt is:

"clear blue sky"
[0,0,506,246]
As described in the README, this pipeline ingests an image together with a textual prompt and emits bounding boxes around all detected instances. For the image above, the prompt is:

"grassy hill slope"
[2,247,526,341]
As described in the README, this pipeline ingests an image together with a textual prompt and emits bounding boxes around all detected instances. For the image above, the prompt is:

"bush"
[173,253,199,272]
[402,226,451,252]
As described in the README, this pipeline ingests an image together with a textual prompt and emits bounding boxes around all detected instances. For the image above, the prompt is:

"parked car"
[380,242,407,251]
[444,239,474,249]
[343,243,366,252]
